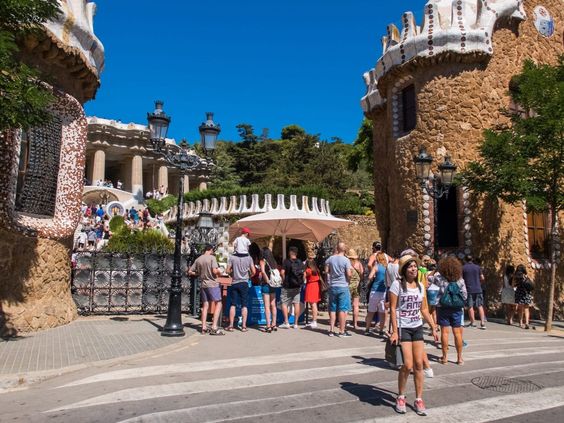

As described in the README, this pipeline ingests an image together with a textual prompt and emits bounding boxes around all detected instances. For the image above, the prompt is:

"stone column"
[183,175,190,194]
[158,165,168,194]
[199,181,208,191]
[91,149,105,184]
[131,155,143,202]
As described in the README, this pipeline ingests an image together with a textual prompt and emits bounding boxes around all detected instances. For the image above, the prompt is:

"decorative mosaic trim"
[0,88,87,239]
[361,0,526,112]
[421,192,433,256]
[522,201,561,269]
[462,188,473,255]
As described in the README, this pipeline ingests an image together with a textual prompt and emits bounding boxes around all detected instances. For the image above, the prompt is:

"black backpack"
[285,259,304,289]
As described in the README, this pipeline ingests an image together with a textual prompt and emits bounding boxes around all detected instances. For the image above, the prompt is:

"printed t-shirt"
[462,263,482,294]
[228,254,254,284]
[325,255,351,288]
[371,263,387,292]
[389,280,424,329]
[190,254,219,288]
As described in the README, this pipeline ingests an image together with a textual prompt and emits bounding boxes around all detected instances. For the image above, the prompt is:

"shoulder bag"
[265,261,282,288]
[385,290,403,367]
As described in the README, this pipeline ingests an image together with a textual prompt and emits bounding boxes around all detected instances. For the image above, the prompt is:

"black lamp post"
[414,147,457,257]
[147,101,220,336]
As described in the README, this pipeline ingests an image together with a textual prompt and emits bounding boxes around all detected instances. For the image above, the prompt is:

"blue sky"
[85,1,424,143]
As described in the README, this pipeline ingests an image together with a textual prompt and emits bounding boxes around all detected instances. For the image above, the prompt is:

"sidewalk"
[0,315,196,392]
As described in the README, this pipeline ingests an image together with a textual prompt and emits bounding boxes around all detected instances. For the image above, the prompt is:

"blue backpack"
[440,282,465,308]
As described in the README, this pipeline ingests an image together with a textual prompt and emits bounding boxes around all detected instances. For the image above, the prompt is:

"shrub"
[104,227,174,254]
[109,215,125,232]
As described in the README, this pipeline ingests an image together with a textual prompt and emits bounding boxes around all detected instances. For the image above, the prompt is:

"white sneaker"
[310,321,318,328]
[279,323,290,329]
[293,324,299,329]
[423,367,434,378]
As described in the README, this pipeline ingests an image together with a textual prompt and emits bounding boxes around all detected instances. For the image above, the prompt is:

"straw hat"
[346,249,359,259]
[398,255,420,275]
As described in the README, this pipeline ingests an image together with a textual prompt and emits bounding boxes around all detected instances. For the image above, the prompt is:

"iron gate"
[71,252,197,315]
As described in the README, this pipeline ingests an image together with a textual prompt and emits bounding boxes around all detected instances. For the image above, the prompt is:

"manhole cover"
[471,376,543,394]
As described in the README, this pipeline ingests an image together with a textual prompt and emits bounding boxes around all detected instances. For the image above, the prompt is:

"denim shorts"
[329,286,351,313]
[230,282,249,308]
[437,307,463,328]
[261,284,277,295]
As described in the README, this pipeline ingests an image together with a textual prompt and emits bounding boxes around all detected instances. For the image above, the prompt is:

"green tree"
[0,0,60,131]
[281,124,306,140]
[460,58,564,332]
[348,118,373,175]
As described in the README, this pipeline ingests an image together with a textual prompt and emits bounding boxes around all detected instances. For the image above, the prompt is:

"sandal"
[438,357,448,365]
[272,326,278,332]
[240,327,248,332]
[266,326,272,333]
[457,360,464,366]
[209,328,225,336]
[225,326,234,332]
[201,327,210,334]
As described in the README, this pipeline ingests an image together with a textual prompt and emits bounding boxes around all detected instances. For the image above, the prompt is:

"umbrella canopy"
[228,209,353,259]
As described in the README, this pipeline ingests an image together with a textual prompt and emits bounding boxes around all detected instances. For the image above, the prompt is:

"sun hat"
[346,249,359,259]
[398,255,420,275]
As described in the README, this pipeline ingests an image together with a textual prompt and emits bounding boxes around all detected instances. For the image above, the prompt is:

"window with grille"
[527,211,550,260]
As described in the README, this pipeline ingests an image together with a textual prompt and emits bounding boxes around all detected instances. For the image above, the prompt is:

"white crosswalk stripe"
[59,336,558,388]
[47,344,563,413]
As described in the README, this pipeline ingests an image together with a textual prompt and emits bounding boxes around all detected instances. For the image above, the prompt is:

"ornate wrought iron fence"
[71,251,196,315]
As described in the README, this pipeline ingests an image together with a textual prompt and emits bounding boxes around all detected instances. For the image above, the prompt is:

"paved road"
[0,318,562,422]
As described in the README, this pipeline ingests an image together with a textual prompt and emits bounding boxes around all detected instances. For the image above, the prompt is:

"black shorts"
[400,325,424,342]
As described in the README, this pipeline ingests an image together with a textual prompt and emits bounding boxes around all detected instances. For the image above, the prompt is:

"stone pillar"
[131,155,143,202]
[158,165,168,194]
[199,181,207,191]
[91,149,105,183]
[183,175,190,194]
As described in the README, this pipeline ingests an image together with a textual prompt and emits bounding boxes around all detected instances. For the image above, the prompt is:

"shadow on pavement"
[340,382,396,408]
[351,355,391,370]
[143,318,163,331]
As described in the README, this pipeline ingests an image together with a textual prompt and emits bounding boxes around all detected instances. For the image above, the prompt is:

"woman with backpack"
[389,255,438,416]
[434,256,468,365]
[260,247,279,333]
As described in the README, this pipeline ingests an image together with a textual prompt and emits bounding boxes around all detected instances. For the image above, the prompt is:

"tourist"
[463,255,486,329]
[189,244,224,335]
[249,243,263,286]
[76,229,87,250]
[502,264,516,325]
[325,242,352,337]
[367,240,390,271]
[280,247,304,329]
[434,256,467,365]
[347,249,363,330]
[233,227,251,257]
[514,265,534,329]
[226,251,255,332]
[304,254,322,329]
[87,227,97,250]
[116,179,123,190]
[260,246,279,332]
[365,251,388,336]
[389,255,438,416]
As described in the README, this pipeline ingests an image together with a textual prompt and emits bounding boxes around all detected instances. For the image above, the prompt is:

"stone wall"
[333,215,381,258]
[0,230,76,337]
[367,0,563,318]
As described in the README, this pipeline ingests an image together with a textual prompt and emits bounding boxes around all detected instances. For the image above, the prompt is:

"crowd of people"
[188,229,537,416]
[74,203,167,251]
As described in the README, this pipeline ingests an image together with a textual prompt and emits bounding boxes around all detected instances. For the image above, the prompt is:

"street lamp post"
[414,147,457,257]
[147,101,220,336]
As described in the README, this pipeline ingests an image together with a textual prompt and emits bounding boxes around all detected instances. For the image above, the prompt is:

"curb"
[0,329,200,394]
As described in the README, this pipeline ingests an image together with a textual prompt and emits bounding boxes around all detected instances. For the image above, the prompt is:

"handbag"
[385,293,403,367]
[265,261,282,288]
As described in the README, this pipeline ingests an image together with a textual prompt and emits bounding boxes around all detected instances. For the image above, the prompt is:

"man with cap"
[233,227,251,257]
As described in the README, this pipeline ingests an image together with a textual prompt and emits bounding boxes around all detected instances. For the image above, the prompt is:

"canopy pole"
[282,234,287,260]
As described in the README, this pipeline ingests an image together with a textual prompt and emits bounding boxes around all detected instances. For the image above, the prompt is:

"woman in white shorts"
[365,251,388,336]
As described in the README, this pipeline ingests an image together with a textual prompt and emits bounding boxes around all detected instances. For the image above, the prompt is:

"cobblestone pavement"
[0,316,192,376]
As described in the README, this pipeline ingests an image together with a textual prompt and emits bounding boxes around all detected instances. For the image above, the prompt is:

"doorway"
[436,187,459,248]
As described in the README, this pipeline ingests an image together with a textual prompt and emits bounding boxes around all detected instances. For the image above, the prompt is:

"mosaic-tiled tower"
[362,0,563,315]
[0,0,104,335]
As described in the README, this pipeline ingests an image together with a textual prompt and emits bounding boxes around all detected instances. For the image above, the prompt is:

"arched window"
[527,211,550,259]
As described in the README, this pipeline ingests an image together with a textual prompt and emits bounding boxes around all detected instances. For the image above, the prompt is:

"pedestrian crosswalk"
[1,329,563,422]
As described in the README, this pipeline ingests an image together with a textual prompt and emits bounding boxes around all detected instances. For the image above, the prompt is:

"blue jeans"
[329,286,351,313]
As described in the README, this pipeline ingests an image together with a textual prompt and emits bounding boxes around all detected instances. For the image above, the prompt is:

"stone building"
[361,0,563,315]
[83,111,213,210]
[0,0,104,335]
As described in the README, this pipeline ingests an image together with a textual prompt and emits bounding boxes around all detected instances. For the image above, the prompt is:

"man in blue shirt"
[462,255,486,329]
[325,242,352,337]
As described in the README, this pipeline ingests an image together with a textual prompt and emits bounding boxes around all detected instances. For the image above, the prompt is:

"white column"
[91,149,105,184]
[183,175,190,194]
[199,181,208,191]
[158,165,168,194]
[131,155,143,202]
